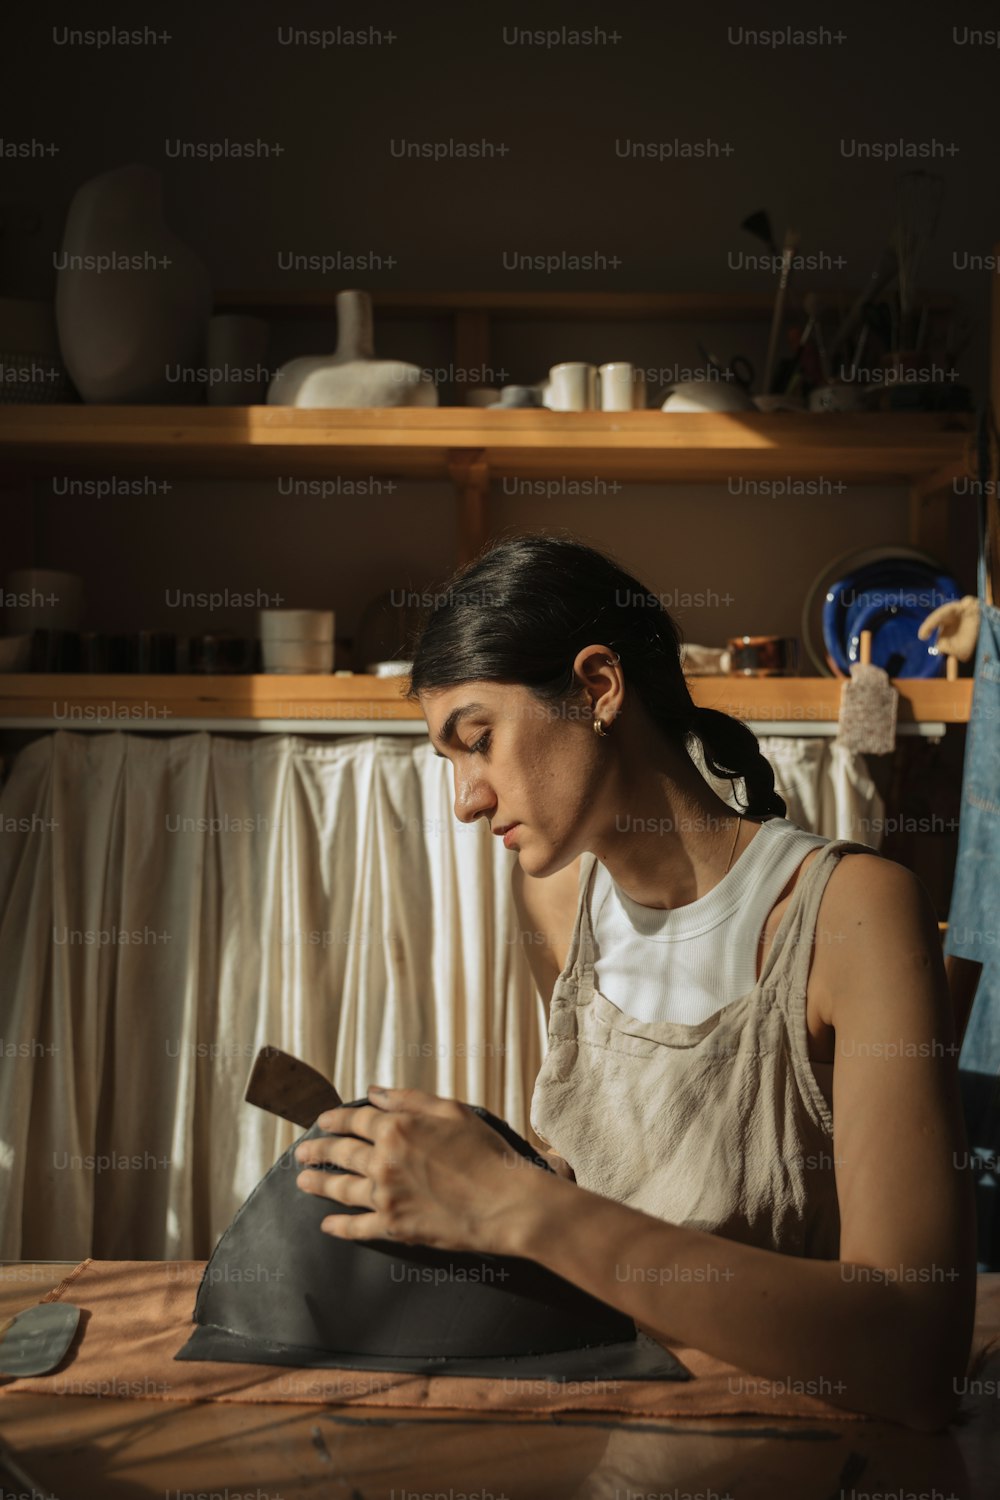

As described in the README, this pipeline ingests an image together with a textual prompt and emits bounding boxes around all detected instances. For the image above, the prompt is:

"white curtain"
[0,731,545,1262]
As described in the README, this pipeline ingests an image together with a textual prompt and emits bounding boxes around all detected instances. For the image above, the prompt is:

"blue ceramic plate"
[823,561,960,678]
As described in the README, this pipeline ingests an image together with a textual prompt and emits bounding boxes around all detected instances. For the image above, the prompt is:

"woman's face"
[419,652,620,877]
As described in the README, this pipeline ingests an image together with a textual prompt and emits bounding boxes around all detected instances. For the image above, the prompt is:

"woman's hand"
[294,1085,556,1257]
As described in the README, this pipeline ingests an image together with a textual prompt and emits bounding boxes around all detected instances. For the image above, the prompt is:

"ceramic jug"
[267,289,437,408]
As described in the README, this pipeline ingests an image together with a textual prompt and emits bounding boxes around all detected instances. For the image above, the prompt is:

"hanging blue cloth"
[945,407,1000,1270]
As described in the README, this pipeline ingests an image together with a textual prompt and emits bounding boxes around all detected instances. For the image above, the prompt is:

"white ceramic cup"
[3,569,84,632]
[545,362,598,411]
[261,639,334,674]
[258,609,335,643]
[598,362,637,411]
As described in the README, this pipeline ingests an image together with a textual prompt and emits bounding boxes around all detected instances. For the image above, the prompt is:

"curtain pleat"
[0,730,545,1261]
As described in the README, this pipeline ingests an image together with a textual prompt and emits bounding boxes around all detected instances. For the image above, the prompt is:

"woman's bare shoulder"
[811,850,945,1022]
[820,849,933,926]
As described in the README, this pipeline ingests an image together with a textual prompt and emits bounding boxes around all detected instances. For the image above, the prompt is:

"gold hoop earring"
[593,717,608,738]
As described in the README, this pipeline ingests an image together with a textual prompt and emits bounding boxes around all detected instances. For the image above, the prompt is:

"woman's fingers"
[293,1089,518,1253]
[314,1102,384,1142]
[320,1211,400,1241]
[295,1133,375,1175]
[297,1172,418,1243]
[296,1164,372,1207]
[363,1085,470,1120]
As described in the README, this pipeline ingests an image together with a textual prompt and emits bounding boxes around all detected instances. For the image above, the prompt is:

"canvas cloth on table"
[2,1260,998,1422]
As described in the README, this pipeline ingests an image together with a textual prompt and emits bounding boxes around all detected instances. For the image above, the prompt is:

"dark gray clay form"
[175,1103,691,1381]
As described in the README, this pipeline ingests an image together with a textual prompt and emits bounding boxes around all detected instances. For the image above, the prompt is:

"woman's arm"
[298,854,976,1431]
[505,854,977,1431]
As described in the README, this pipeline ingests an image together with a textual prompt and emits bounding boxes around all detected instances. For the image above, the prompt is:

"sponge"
[835,630,898,755]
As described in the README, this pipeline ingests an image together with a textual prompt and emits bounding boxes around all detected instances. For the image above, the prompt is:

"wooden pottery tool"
[803,293,831,383]
[827,246,898,362]
[244,1045,342,1128]
[0,1302,80,1378]
[762,228,799,394]
[894,170,945,349]
[835,630,898,755]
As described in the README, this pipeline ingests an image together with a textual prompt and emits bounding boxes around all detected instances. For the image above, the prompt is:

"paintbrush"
[828,247,899,361]
[763,228,799,394]
[895,170,945,350]
[741,209,779,256]
[803,293,832,383]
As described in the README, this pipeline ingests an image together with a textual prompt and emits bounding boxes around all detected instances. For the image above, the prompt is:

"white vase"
[55,163,212,404]
[267,289,437,408]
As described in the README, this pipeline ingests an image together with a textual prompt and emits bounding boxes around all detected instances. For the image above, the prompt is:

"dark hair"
[405,533,786,819]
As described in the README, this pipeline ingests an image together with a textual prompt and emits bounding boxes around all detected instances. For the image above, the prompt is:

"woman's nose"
[453,770,496,826]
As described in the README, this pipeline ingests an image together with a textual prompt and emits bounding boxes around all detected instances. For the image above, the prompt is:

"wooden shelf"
[0,674,973,725]
[216,289,958,322]
[0,406,975,485]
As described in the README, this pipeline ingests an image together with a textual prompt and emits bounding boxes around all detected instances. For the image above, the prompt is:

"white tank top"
[590,817,829,1025]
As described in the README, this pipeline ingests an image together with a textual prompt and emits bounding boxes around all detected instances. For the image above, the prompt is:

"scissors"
[698,342,755,392]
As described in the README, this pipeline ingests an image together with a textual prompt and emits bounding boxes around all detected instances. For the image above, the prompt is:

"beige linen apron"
[530,837,879,1260]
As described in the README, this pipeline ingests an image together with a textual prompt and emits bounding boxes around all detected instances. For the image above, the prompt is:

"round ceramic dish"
[800,545,953,678]
[822,560,960,678]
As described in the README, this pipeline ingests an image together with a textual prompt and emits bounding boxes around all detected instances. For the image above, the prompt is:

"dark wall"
[2,4,996,645]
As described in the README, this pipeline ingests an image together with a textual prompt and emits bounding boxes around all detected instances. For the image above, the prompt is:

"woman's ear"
[573,644,623,721]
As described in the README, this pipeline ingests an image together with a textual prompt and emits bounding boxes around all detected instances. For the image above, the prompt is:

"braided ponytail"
[690,706,786,819]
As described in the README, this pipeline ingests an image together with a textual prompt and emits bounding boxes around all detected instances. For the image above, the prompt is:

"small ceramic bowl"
[259,609,335,643]
[661,380,755,413]
[368,660,413,677]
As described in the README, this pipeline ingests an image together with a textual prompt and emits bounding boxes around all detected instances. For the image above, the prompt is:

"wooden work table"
[1,1263,998,1500]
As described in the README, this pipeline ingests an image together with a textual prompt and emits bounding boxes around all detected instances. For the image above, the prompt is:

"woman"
[296,533,976,1430]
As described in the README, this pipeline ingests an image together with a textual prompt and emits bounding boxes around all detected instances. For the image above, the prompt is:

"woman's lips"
[502,824,522,848]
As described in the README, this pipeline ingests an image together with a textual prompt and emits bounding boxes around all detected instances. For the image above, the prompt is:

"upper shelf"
[216,289,958,322]
[0,407,975,484]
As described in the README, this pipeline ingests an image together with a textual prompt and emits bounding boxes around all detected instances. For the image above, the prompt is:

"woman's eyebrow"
[434,702,488,750]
